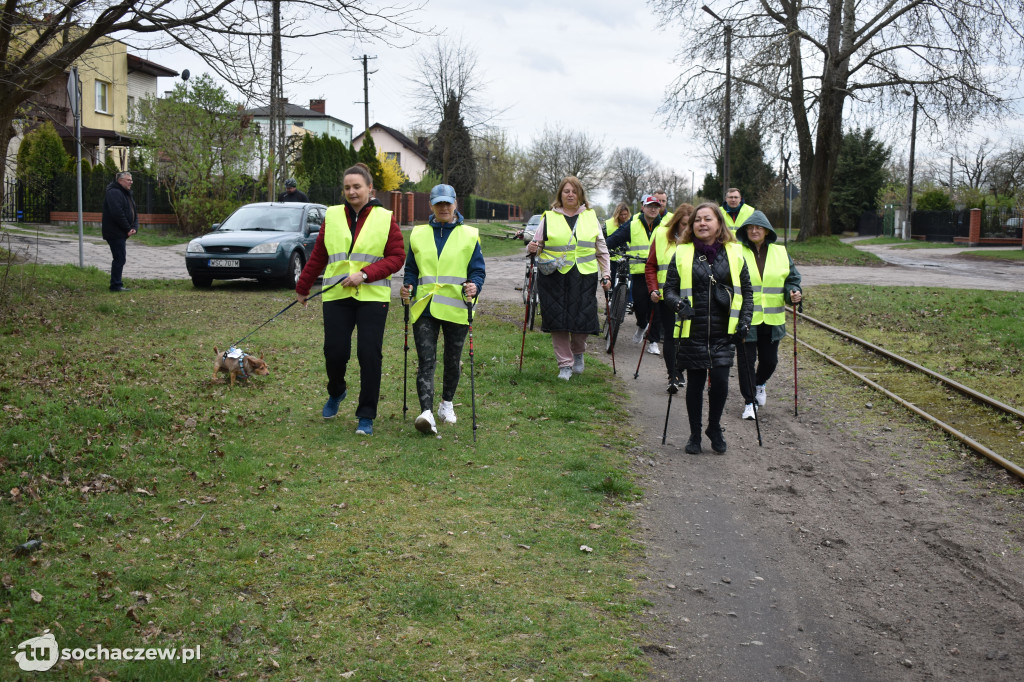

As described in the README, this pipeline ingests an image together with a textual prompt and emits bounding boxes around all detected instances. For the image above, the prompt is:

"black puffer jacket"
[101,181,138,242]
[663,245,753,370]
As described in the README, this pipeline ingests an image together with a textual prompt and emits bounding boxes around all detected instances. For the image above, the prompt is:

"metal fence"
[2,177,51,222]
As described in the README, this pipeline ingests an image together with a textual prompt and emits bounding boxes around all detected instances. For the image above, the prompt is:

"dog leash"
[230,281,339,348]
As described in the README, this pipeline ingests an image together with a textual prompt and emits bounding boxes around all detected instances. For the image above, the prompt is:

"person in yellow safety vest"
[662,203,753,455]
[527,176,612,380]
[734,210,802,420]
[654,191,673,223]
[295,162,406,437]
[719,187,756,232]
[400,184,486,435]
[644,202,693,388]
[604,202,632,290]
[607,194,664,353]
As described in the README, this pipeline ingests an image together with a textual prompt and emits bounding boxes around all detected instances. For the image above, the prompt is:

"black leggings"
[737,324,780,404]
[322,298,390,419]
[684,365,731,433]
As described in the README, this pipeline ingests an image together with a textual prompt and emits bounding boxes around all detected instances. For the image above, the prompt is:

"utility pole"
[702,5,731,200]
[268,0,284,202]
[354,55,377,133]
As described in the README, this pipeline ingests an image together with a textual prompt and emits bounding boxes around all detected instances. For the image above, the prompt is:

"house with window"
[5,36,176,178]
[244,99,353,148]
[353,123,430,183]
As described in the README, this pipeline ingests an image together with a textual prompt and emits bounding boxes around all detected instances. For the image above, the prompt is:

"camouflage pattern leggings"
[412,314,469,412]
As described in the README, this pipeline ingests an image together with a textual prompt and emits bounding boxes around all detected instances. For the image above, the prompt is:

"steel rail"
[795,337,1024,482]
[792,308,1024,422]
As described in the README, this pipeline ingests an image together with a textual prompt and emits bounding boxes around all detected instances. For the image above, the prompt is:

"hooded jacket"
[735,210,802,343]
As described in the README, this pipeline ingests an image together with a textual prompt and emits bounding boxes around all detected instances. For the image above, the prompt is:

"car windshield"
[218,206,302,232]
[527,215,541,225]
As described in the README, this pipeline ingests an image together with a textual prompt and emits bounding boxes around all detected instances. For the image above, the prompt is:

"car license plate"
[208,259,240,267]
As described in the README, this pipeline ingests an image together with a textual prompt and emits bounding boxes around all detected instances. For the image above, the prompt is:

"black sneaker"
[109,286,130,292]
[705,426,727,454]
[684,434,702,454]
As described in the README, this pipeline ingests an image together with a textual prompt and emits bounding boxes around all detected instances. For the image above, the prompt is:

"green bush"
[916,188,953,211]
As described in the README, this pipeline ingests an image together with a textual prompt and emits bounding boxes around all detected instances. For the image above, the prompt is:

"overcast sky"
[147,0,1022,199]
[151,0,711,201]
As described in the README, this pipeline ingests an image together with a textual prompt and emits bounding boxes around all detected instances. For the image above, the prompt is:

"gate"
[856,210,882,236]
[1,178,52,223]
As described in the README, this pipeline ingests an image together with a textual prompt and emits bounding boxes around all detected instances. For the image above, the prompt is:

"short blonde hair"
[681,202,735,245]
[552,176,588,210]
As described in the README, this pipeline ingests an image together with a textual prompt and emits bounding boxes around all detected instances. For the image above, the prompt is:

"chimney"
[309,99,325,114]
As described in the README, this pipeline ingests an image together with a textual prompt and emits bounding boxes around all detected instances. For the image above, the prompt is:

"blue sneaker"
[322,390,346,419]
[355,418,373,436]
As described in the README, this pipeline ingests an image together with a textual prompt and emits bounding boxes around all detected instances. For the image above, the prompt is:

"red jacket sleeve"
[644,241,660,293]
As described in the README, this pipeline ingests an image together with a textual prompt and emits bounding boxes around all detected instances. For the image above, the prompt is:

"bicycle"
[604,249,644,354]
[521,254,539,331]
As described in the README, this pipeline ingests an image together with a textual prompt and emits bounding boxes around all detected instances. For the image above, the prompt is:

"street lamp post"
[702,5,731,201]
[688,169,695,201]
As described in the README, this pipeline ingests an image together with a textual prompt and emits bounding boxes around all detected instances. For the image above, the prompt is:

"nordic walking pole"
[661,383,676,445]
[738,338,763,446]
[402,293,410,420]
[793,301,802,417]
[464,287,478,442]
[634,308,656,379]
[518,254,534,372]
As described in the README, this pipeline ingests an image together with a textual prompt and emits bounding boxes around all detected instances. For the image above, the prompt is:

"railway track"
[791,307,1024,481]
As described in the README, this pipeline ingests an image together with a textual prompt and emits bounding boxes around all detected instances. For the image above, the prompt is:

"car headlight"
[248,242,280,254]
[187,239,205,253]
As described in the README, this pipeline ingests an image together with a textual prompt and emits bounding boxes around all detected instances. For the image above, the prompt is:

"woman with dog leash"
[526,176,612,380]
[663,203,753,455]
[733,210,802,420]
[400,184,486,436]
[295,162,405,436]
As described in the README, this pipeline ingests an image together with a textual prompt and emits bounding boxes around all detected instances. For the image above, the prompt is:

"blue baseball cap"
[429,184,457,205]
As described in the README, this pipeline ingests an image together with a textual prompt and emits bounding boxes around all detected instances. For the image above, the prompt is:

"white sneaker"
[414,410,437,434]
[647,341,661,355]
[755,384,767,407]
[742,403,756,420]
[558,367,573,381]
[572,353,585,374]
[632,325,646,344]
[437,400,457,425]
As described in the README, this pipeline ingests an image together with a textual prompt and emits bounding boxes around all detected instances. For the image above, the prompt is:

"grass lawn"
[786,236,881,266]
[960,248,1024,261]
[0,265,647,680]
[2,222,186,248]
[855,237,964,249]
[801,285,1024,408]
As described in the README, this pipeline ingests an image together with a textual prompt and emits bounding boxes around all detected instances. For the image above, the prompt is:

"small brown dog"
[213,347,270,386]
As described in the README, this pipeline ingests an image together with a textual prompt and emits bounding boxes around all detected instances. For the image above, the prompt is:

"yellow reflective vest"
[408,224,480,324]
[626,213,658,274]
[652,225,678,297]
[673,242,745,339]
[322,205,393,302]
[719,204,755,231]
[539,210,600,275]
[743,243,790,326]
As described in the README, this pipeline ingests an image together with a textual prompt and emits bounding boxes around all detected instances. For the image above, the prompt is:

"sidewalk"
[2,223,190,280]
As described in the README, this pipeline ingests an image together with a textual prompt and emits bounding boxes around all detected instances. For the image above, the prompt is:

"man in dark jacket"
[278,178,309,202]
[101,171,138,292]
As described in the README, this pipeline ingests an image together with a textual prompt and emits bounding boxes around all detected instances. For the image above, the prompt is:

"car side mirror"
[211,223,221,230]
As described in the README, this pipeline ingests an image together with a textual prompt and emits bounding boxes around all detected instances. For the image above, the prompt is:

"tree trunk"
[0,111,14,209]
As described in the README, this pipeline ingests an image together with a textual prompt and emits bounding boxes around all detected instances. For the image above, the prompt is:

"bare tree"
[988,139,1024,198]
[948,139,995,190]
[407,35,502,132]
[651,0,1019,239]
[1,0,424,206]
[606,147,654,208]
[528,124,605,198]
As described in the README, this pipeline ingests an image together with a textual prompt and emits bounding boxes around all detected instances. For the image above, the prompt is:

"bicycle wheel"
[527,277,539,331]
[605,283,627,353]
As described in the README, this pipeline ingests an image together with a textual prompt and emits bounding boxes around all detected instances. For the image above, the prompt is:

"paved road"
[3,225,1022,294]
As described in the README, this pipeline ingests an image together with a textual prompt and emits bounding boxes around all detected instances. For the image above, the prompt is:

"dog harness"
[223,347,248,379]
